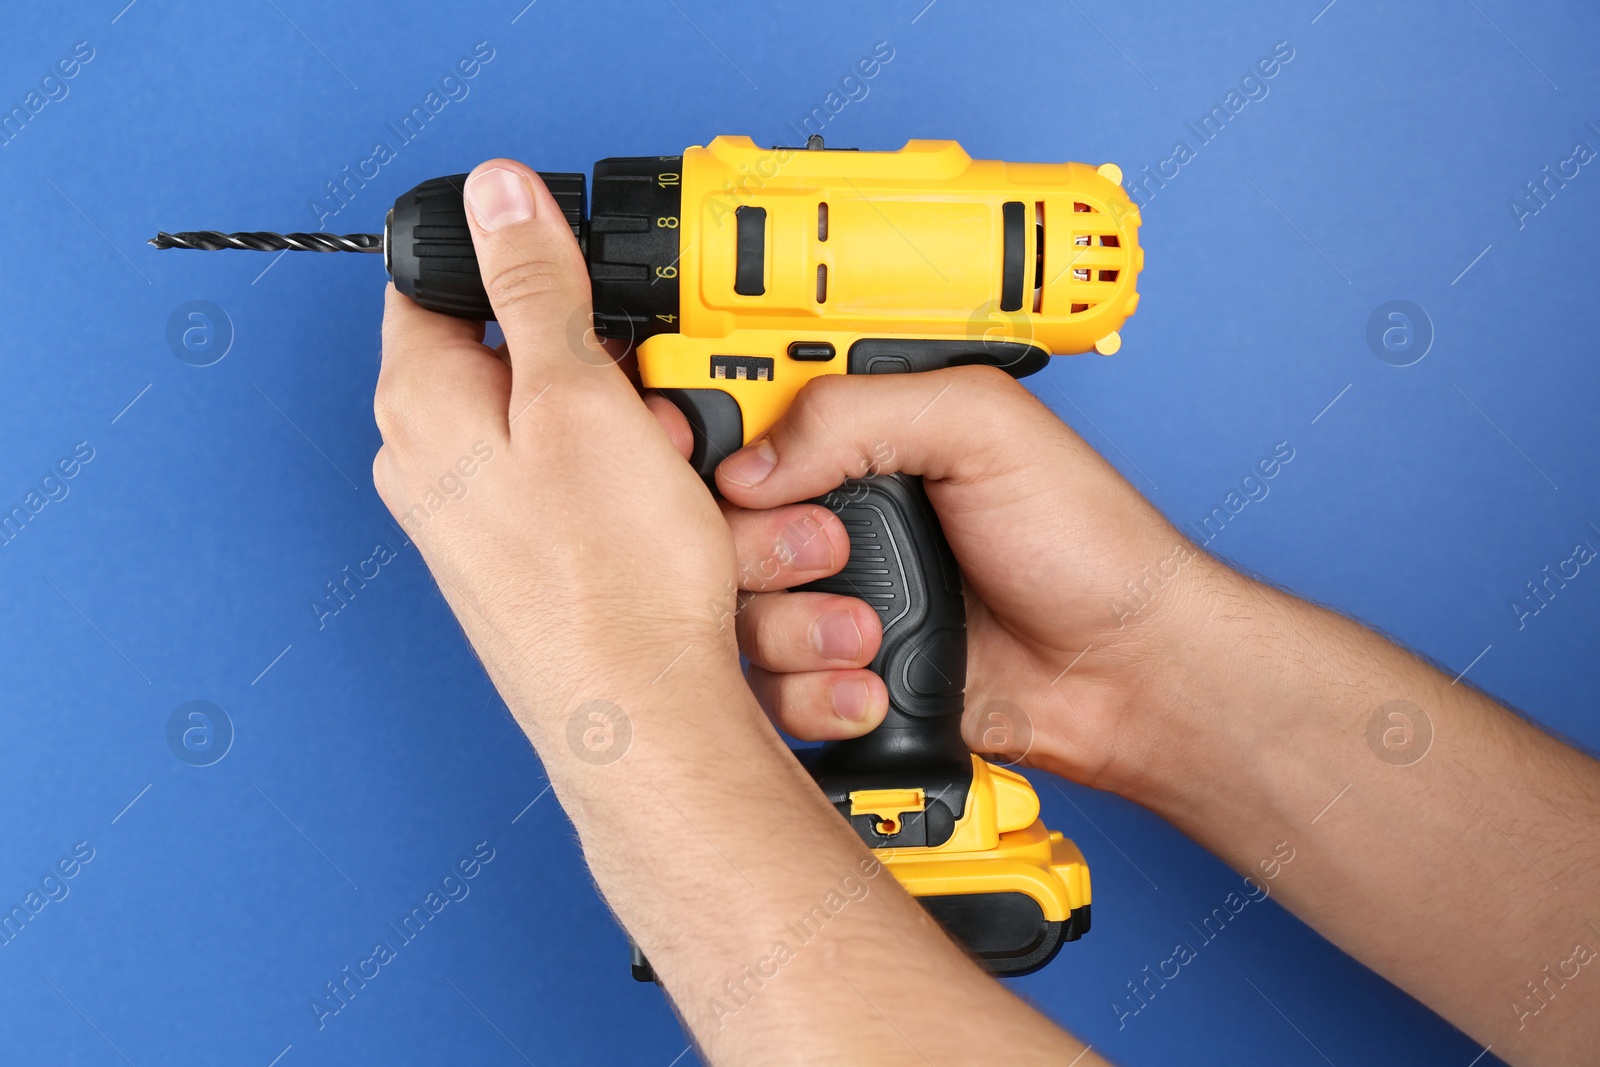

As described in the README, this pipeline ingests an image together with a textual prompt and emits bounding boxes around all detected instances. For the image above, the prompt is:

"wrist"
[477,610,748,762]
[983,532,1247,795]
[1104,555,1441,830]
[1084,556,1348,812]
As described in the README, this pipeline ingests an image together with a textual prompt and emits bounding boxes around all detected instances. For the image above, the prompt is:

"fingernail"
[722,438,777,488]
[465,167,536,231]
[811,610,862,662]
[831,679,871,722]
[778,518,833,571]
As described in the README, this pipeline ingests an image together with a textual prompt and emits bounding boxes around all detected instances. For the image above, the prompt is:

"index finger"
[378,283,513,448]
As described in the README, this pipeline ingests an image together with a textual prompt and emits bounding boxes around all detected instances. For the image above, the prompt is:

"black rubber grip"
[799,474,971,788]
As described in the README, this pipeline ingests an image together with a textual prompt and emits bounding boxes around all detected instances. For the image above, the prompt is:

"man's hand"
[373,159,739,735]
[714,366,1227,796]
[717,368,1600,1066]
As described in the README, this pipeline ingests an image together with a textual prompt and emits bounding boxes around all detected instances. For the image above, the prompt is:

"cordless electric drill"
[155,134,1144,977]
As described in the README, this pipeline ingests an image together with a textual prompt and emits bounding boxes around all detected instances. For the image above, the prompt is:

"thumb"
[715,366,1057,507]
[462,159,605,402]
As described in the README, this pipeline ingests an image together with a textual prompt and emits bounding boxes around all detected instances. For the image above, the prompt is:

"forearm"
[1119,565,1600,1064]
[475,629,1098,1066]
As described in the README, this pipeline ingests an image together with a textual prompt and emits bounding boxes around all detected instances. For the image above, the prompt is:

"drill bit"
[149,231,383,253]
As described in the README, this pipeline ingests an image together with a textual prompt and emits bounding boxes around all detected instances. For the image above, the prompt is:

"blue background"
[1,0,1594,1063]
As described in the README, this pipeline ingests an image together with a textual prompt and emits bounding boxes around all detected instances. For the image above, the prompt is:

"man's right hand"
[713,365,1229,796]
[715,365,1600,1067]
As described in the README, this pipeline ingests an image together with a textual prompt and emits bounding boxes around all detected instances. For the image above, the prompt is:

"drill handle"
[798,472,971,782]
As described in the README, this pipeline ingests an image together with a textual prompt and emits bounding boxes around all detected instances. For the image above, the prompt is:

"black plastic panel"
[847,337,1050,378]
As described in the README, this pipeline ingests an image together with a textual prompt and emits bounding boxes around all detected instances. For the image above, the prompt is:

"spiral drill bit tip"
[149,231,383,253]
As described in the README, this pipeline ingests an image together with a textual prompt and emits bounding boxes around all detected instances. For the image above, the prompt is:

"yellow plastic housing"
[636,135,1143,442]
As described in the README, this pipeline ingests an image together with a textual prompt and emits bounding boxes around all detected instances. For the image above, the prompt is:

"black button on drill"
[787,341,835,362]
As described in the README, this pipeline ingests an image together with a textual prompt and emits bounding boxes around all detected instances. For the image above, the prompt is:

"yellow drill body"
[635,135,1144,939]
[639,135,1143,441]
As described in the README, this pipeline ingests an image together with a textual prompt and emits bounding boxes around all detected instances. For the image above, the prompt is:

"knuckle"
[963,361,1015,384]
[964,363,1029,404]
[955,365,1036,422]
[789,376,850,443]
[371,448,396,504]
[751,603,795,661]
[372,388,408,444]
[795,372,852,415]
[484,255,583,316]
[521,383,614,444]
[768,675,812,722]
[734,598,778,657]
